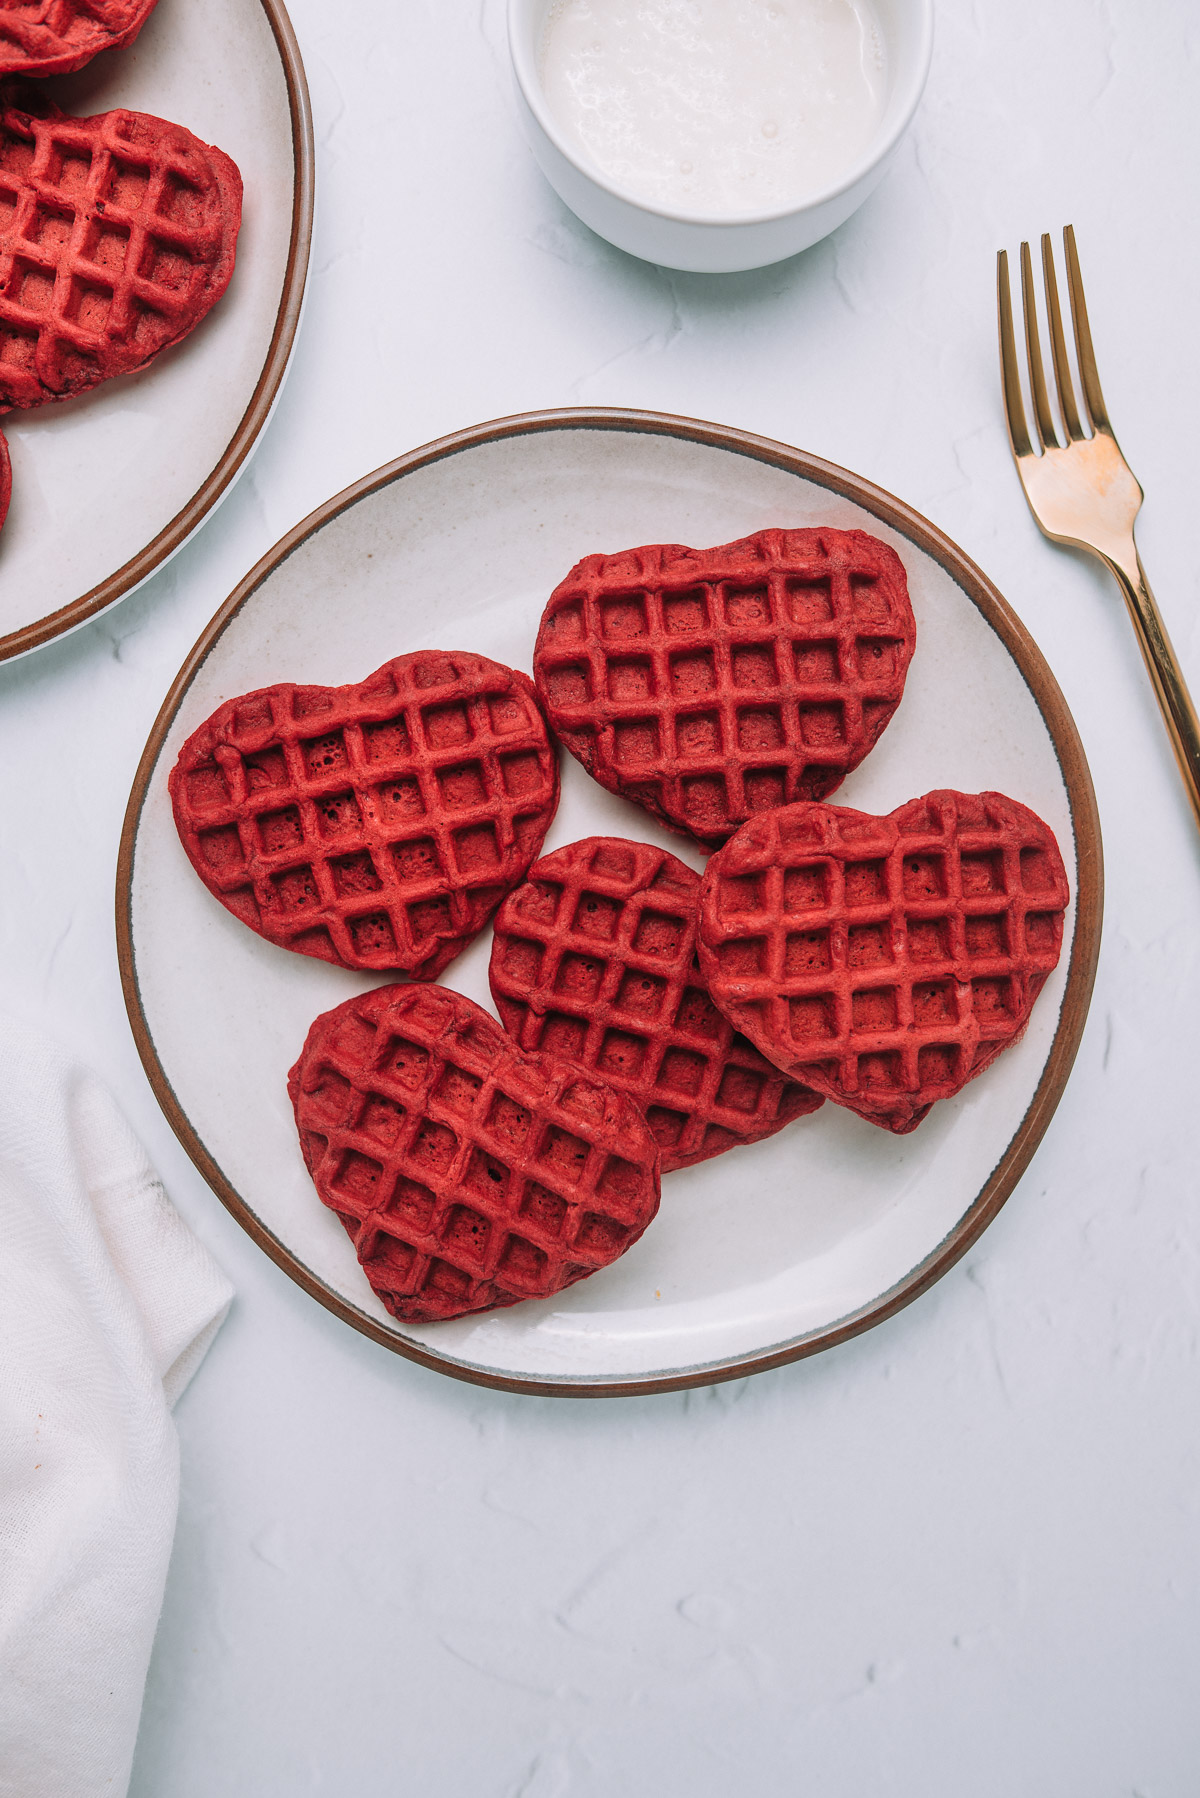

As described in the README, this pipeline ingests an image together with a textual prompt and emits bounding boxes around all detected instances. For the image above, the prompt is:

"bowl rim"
[507,0,934,231]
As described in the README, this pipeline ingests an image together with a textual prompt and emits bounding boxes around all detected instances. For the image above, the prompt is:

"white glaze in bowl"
[507,0,932,271]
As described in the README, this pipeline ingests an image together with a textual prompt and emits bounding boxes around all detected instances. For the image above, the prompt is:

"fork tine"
[1041,233,1084,441]
[997,249,1034,459]
[1063,224,1111,434]
[1020,240,1059,450]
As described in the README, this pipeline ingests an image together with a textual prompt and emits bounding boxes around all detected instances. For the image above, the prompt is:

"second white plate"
[0,0,312,660]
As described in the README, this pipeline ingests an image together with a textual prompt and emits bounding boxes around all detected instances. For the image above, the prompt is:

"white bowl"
[507,0,933,274]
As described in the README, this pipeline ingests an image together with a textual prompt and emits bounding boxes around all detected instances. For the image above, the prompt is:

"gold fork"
[997,225,1200,831]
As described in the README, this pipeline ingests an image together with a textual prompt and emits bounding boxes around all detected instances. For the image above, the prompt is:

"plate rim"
[115,406,1104,1397]
[0,0,316,664]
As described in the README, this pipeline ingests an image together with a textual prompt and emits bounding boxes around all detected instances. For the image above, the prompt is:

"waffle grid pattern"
[698,793,1070,1133]
[0,1,158,79]
[490,836,821,1170]
[290,983,661,1323]
[533,528,915,849]
[170,653,560,979]
[0,85,240,408]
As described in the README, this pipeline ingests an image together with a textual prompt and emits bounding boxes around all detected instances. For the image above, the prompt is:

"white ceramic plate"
[0,0,312,661]
[119,412,1102,1395]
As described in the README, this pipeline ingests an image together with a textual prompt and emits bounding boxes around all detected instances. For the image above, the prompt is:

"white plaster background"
[1,0,1198,1791]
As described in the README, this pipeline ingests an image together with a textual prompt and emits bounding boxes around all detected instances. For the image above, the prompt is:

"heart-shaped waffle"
[289,983,661,1323]
[697,792,1070,1133]
[171,651,561,980]
[0,82,241,409]
[0,1,159,79]
[533,528,915,850]
[490,836,821,1171]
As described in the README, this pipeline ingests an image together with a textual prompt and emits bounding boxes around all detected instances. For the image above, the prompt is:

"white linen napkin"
[0,1019,233,1798]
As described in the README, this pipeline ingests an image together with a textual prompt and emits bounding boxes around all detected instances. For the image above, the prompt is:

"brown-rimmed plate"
[117,409,1102,1397]
[0,0,313,662]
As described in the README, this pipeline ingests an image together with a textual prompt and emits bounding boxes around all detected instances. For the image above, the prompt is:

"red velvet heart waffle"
[490,836,821,1171]
[697,792,1070,1134]
[533,528,915,850]
[0,1,159,79]
[171,651,560,980]
[0,82,241,409]
[289,983,661,1323]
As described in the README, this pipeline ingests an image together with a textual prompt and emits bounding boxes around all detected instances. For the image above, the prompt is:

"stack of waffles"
[170,527,1070,1322]
[0,24,242,535]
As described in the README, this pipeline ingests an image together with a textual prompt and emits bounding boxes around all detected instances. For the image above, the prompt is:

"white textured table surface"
[4,1,1199,1791]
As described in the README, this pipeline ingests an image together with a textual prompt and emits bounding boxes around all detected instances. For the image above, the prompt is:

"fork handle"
[1107,544,1200,832]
